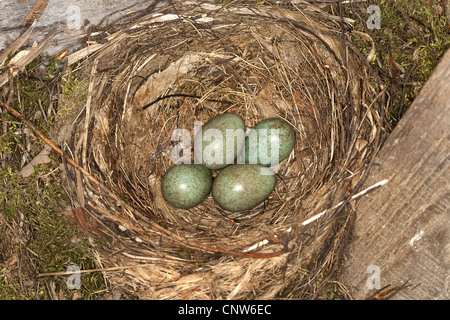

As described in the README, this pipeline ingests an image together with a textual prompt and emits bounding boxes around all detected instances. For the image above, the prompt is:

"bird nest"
[54,1,385,299]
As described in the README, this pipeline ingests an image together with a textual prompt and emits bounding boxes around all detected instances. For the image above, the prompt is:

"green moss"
[0,270,20,300]
[348,0,450,127]
[55,68,89,128]
[0,166,106,299]
[0,50,105,299]
[14,54,64,134]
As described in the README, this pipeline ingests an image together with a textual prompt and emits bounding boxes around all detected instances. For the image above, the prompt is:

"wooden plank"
[0,0,157,56]
[338,48,450,299]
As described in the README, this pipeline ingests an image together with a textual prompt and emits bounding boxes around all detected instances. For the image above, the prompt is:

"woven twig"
[50,0,385,299]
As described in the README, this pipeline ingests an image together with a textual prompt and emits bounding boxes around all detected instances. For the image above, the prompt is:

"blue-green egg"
[244,118,295,166]
[194,113,246,170]
[212,164,276,212]
[161,164,212,209]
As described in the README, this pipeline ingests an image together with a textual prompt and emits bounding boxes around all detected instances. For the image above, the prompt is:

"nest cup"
[56,1,384,299]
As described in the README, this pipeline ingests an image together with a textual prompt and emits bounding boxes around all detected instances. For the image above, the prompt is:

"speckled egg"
[194,113,246,170]
[212,164,276,212]
[161,164,212,209]
[244,118,295,166]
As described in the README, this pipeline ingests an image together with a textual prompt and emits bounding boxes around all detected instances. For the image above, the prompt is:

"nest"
[54,1,385,299]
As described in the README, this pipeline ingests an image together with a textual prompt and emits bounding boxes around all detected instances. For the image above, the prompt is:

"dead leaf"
[22,0,49,26]
[19,144,52,178]
[71,207,103,239]
[71,291,82,300]
[133,54,203,115]
[255,82,279,118]
[386,53,405,80]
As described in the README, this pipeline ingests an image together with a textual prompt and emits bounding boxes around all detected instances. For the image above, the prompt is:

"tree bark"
[338,48,450,299]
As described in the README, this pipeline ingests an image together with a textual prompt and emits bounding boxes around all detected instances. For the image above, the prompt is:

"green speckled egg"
[161,164,212,209]
[244,118,295,166]
[212,164,276,212]
[194,113,245,170]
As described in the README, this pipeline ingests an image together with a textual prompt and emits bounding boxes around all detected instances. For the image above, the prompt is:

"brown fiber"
[54,0,385,299]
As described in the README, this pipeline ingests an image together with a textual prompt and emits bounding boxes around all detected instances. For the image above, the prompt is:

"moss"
[0,270,20,300]
[345,0,450,127]
[13,54,63,133]
[53,67,89,134]
[0,164,107,299]
[0,52,106,299]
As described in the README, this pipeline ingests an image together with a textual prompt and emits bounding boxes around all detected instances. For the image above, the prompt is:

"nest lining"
[55,1,384,299]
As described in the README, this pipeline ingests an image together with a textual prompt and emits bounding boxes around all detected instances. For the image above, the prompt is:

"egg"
[244,118,295,166]
[194,112,246,170]
[212,164,276,212]
[161,164,212,209]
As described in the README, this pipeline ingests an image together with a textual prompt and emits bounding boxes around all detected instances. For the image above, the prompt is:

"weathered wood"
[0,0,159,56]
[338,48,450,299]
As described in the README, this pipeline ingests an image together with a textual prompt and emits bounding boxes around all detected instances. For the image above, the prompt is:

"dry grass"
[15,0,385,299]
